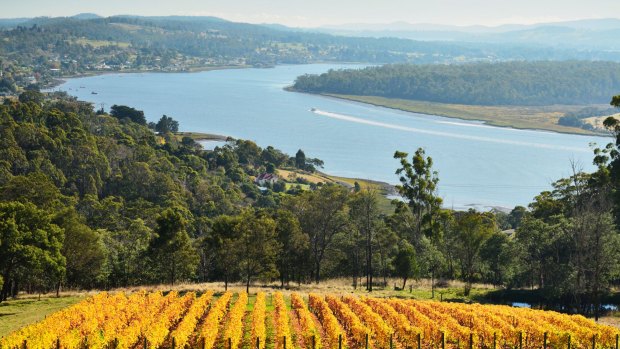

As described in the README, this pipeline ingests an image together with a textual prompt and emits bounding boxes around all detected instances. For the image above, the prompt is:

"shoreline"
[46,64,255,90]
[285,87,606,137]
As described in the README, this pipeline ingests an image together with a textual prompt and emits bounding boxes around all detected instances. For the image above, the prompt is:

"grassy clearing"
[74,38,130,48]
[277,169,396,213]
[0,295,84,337]
[325,93,600,135]
[175,132,229,142]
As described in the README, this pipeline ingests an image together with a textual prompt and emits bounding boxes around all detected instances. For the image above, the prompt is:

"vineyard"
[1,291,618,349]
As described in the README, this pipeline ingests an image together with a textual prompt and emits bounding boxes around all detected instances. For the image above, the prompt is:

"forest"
[2,90,620,319]
[292,61,620,106]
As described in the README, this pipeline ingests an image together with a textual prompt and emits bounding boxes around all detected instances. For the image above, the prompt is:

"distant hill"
[0,18,30,28]
[291,61,620,106]
[71,13,102,20]
[318,18,620,50]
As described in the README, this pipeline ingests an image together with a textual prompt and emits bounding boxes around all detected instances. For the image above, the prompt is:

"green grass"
[284,183,311,191]
[175,132,229,142]
[0,295,83,337]
[324,93,599,135]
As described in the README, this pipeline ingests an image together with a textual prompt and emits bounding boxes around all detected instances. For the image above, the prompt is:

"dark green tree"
[393,241,418,290]
[155,115,179,133]
[146,208,199,285]
[295,149,306,170]
[110,105,146,125]
[0,201,65,301]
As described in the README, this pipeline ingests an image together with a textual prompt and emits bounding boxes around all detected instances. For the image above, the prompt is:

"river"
[55,64,608,210]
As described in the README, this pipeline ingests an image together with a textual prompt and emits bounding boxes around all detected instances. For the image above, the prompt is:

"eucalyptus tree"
[394,148,443,241]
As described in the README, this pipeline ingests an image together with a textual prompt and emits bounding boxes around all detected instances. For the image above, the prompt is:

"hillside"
[4,16,620,95]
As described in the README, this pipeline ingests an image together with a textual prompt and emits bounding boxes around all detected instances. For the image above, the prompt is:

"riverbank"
[291,91,603,136]
[45,64,256,90]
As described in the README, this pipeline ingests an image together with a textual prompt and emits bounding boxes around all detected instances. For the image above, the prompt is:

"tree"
[393,241,418,290]
[146,208,199,285]
[418,236,445,298]
[235,210,281,293]
[0,201,65,301]
[205,215,241,291]
[295,149,306,169]
[110,105,146,125]
[285,184,349,283]
[480,231,514,287]
[274,210,309,287]
[18,90,43,105]
[394,149,443,241]
[349,189,381,291]
[55,209,105,289]
[452,209,495,295]
[155,115,179,133]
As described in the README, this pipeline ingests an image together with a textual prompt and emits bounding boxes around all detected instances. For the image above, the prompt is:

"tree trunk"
[368,242,373,292]
[315,261,320,284]
[224,273,229,291]
[246,276,250,294]
[431,269,435,299]
[402,277,407,290]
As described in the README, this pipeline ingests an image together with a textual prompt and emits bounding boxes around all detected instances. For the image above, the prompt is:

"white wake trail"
[311,109,589,153]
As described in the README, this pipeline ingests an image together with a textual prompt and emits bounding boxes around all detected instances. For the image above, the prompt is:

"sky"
[2,0,620,28]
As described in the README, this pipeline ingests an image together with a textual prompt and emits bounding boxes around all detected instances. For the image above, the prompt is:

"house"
[255,173,279,186]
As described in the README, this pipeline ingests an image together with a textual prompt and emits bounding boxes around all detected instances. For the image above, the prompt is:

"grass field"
[74,38,130,48]
[175,132,229,142]
[324,94,602,135]
[277,169,396,213]
[0,295,84,337]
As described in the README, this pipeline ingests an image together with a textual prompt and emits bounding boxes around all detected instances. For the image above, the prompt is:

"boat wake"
[310,109,588,152]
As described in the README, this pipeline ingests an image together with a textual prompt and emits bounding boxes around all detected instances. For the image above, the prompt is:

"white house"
[255,173,279,186]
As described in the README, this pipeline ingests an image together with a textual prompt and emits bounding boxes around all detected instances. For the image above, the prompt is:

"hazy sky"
[3,0,620,27]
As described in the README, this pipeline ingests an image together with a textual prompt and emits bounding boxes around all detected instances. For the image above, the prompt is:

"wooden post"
[256,336,260,349]
[228,338,232,349]
[441,332,445,349]
[493,333,497,349]
[592,334,596,349]
[365,333,369,349]
[143,337,147,349]
[469,333,473,349]
[172,337,176,349]
[567,334,571,349]
[616,334,619,349]
[544,332,548,349]
[56,338,60,349]
[22,340,27,349]
[338,334,342,349]
[519,331,523,349]
[201,337,206,349]
[312,335,316,349]
[389,334,393,349]
[417,332,421,349]
[283,336,287,349]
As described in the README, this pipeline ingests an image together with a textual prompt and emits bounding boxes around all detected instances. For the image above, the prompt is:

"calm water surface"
[56,64,608,209]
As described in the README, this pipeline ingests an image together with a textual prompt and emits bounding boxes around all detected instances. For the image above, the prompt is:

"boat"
[91,91,98,95]
[310,108,317,112]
